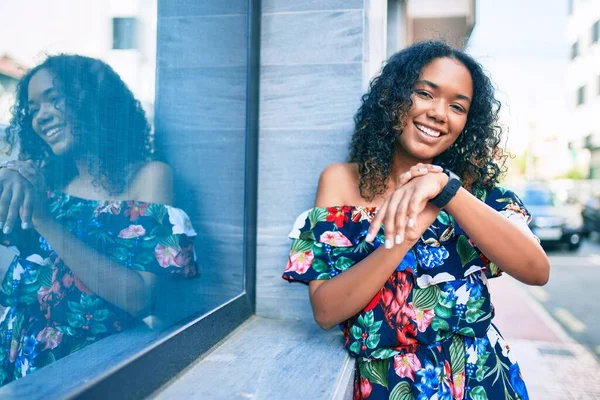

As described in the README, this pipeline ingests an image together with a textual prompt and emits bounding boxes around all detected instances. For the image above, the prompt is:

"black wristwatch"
[429,169,462,208]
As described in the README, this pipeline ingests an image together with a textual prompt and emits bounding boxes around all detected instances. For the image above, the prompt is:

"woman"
[0,54,198,386]
[283,41,548,399]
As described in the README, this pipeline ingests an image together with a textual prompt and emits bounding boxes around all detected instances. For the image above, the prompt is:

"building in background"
[0,0,157,124]
[567,0,600,177]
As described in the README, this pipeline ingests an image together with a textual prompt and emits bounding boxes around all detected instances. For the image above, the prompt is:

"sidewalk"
[490,277,600,399]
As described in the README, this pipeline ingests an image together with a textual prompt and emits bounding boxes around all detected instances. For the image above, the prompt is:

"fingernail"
[21,222,29,230]
[3,226,10,234]
[418,168,427,173]
[395,234,403,244]
[5,163,14,168]
[365,233,374,242]
[385,239,393,249]
[407,218,415,228]
[433,165,444,171]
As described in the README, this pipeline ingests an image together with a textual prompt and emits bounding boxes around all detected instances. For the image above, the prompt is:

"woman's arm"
[34,219,154,317]
[445,185,550,285]
[308,164,438,330]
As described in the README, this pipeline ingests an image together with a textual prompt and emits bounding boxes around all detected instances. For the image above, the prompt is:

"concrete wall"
[255,0,366,320]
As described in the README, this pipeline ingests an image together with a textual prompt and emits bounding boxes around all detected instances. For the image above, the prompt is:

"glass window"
[593,21,600,44]
[571,41,579,59]
[113,17,138,50]
[0,0,255,395]
[577,85,586,106]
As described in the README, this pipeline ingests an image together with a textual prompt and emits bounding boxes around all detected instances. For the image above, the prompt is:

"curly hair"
[350,40,507,201]
[5,54,152,195]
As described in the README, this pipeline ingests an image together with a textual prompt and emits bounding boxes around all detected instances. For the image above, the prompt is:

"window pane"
[593,20,599,44]
[571,41,579,59]
[0,0,249,390]
[577,85,586,106]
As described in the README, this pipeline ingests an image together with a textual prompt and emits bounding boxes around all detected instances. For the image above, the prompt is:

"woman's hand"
[366,171,448,248]
[1,160,49,229]
[394,163,444,188]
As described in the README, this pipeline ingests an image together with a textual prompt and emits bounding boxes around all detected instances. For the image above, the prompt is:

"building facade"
[567,0,600,177]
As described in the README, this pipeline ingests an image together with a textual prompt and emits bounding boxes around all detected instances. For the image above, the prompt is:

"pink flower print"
[284,250,314,274]
[155,244,182,268]
[393,353,422,381]
[452,370,466,400]
[405,303,435,332]
[36,326,64,351]
[319,231,352,247]
[118,225,146,239]
[94,201,122,217]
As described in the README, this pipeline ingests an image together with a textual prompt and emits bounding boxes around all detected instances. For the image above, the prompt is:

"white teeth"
[45,127,61,137]
[415,124,441,138]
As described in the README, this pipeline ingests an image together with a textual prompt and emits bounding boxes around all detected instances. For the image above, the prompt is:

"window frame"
[0,1,261,398]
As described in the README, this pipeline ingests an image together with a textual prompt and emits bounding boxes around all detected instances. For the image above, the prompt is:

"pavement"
[490,274,600,399]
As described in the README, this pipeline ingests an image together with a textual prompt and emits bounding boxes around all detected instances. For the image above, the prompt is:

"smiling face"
[27,68,76,156]
[397,57,473,163]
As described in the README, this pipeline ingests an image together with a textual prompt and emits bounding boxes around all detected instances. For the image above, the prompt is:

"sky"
[466,0,569,154]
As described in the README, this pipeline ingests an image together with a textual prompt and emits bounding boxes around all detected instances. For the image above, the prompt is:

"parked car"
[517,185,584,251]
[581,196,600,237]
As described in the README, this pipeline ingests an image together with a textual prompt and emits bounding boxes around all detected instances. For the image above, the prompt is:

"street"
[526,238,600,361]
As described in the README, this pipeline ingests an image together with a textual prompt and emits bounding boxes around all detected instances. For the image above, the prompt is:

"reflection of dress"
[0,191,198,386]
[283,187,531,400]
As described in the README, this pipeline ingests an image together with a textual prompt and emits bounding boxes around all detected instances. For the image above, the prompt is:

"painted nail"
[407,218,415,228]
[385,239,393,249]
[3,226,10,234]
[418,168,427,173]
[395,234,403,245]
[433,165,444,171]
[21,222,29,230]
[365,233,374,242]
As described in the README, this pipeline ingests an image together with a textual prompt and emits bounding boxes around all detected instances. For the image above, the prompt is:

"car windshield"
[521,190,555,206]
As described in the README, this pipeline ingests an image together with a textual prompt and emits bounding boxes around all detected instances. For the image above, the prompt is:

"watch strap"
[429,169,461,208]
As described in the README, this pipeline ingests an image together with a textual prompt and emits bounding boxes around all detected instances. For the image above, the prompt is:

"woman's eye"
[451,104,466,113]
[28,108,39,117]
[416,90,432,98]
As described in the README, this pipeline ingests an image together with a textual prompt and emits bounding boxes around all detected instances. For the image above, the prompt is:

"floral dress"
[283,187,532,400]
[0,190,198,387]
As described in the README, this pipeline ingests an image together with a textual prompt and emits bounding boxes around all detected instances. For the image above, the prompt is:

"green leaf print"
[363,311,375,327]
[308,208,329,228]
[90,322,108,335]
[370,348,399,359]
[299,230,316,241]
[291,239,313,254]
[467,296,486,311]
[145,204,168,223]
[112,247,128,262]
[412,285,440,310]
[36,351,57,368]
[434,304,453,319]
[38,266,54,288]
[436,211,451,225]
[335,256,353,272]
[389,381,415,400]
[368,320,383,335]
[94,309,110,322]
[457,235,479,267]
[431,317,450,332]
[449,335,466,375]
[316,273,331,280]
[466,308,487,324]
[470,386,489,400]
[366,334,380,349]
[360,360,389,389]
[351,325,362,340]
[158,235,180,249]
[475,352,491,381]
[68,301,85,314]
[67,313,85,328]
[312,258,328,273]
[458,327,475,337]
[349,341,361,355]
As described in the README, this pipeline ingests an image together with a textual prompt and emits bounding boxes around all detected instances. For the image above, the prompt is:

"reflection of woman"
[283,41,548,399]
[0,54,198,386]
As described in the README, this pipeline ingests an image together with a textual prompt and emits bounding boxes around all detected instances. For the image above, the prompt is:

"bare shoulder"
[131,161,174,205]
[314,163,360,207]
